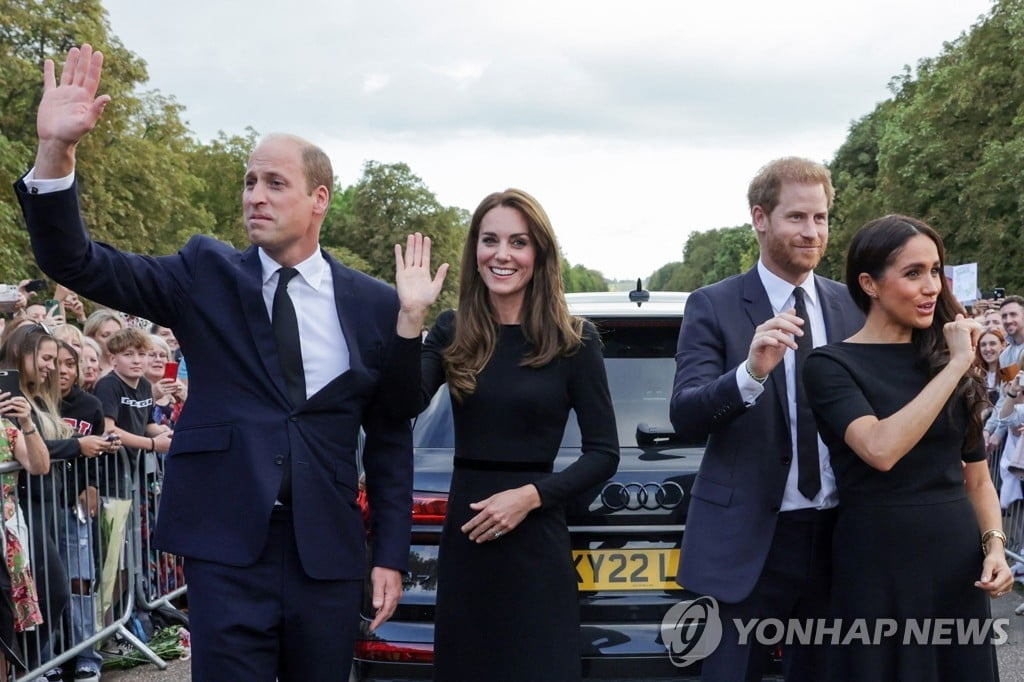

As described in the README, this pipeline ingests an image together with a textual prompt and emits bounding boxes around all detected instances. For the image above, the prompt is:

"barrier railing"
[988,432,1024,565]
[0,446,186,681]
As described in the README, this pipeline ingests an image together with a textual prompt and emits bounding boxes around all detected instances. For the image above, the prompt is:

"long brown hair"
[0,324,71,439]
[974,328,1005,374]
[444,189,583,401]
[846,214,988,450]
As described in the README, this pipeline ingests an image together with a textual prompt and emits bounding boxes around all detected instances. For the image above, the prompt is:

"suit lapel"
[741,268,791,425]
[236,247,292,406]
[816,276,849,344]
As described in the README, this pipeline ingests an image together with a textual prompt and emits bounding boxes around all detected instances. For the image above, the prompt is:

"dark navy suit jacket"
[16,179,415,580]
[669,267,862,603]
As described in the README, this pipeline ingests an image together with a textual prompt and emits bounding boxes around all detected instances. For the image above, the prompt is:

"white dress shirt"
[258,249,349,399]
[733,260,838,511]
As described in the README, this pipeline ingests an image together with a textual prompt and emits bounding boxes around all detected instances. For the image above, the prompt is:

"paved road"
[100,590,1024,681]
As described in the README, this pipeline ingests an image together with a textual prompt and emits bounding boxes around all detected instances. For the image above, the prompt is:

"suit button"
[274,455,284,465]
[289,416,298,422]
[781,456,792,465]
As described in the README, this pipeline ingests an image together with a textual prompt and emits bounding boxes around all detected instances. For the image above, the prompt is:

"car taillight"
[412,493,448,524]
[355,640,434,663]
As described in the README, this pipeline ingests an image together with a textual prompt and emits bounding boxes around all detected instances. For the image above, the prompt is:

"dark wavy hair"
[846,214,987,451]
[444,189,583,401]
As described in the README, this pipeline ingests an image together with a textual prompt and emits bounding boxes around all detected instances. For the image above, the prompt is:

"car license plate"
[573,548,680,591]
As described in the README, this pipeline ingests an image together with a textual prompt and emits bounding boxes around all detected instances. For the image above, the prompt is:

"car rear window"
[413,317,681,449]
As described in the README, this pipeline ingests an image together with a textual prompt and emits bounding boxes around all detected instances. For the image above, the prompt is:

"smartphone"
[0,370,22,400]
[995,287,1006,299]
[23,279,46,293]
[162,361,179,380]
[44,298,60,317]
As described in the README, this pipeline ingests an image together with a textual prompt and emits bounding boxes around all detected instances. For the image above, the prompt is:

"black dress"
[804,343,998,682]
[422,311,619,682]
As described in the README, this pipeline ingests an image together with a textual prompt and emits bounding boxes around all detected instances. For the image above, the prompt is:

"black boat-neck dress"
[804,342,998,682]
[422,311,619,682]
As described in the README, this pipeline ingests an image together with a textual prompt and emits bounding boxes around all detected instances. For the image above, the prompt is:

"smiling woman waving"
[396,190,620,681]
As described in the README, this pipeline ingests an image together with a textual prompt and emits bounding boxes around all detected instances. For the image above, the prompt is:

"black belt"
[453,456,553,473]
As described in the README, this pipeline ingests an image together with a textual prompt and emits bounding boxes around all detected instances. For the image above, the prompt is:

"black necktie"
[793,286,821,500]
[273,267,304,504]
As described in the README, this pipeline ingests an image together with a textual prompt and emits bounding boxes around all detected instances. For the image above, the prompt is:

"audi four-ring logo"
[600,481,685,510]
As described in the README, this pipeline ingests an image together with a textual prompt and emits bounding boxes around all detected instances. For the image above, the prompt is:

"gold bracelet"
[981,529,1007,553]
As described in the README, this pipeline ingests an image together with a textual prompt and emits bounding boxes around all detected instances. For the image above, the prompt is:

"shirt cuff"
[735,364,765,406]
[23,167,75,194]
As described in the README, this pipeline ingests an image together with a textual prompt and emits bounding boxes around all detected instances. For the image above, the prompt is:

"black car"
[352,290,715,680]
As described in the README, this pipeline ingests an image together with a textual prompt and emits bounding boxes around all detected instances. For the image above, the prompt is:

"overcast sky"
[102,0,995,281]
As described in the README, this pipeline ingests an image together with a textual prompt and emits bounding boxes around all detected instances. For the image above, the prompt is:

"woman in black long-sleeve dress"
[804,215,1012,681]
[396,189,619,681]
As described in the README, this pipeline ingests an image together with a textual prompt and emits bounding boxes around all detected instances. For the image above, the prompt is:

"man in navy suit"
[15,44,442,681]
[670,158,863,681]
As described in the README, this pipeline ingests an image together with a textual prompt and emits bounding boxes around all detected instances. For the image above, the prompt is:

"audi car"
[352,289,715,680]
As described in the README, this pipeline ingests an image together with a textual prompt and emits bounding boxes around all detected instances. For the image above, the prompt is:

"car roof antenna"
[628,278,650,307]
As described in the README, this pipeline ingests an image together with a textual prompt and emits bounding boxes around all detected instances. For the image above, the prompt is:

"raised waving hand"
[394,232,448,338]
[35,43,111,178]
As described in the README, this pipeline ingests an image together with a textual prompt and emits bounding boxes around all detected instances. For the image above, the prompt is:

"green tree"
[331,161,467,316]
[562,257,606,293]
[829,0,1024,293]
[649,225,756,291]
[0,0,212,283]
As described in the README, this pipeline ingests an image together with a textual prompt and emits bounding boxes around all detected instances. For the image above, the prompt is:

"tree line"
[650,0,1022,295]
[0,0,606,323]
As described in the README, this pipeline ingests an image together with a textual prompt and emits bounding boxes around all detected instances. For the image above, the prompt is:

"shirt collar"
[258,247,327,290]
[757,259,819,313]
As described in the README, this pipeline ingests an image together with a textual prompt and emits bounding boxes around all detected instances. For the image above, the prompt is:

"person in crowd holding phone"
[21,304,48,324]
[16,44,423,681]
[144,335,186,429]
[804,215,1010,681]
[150,325,188,389]
[0,376,50,678]
[55,284,88,327]
[0,324,119,679]
[395,190,619,681]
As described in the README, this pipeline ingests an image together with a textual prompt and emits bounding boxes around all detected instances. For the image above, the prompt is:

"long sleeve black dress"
[422,311,619,682]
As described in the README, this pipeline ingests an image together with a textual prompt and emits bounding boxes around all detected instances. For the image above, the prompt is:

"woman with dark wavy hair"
[396,189,619,681]
[804,214,1009,681]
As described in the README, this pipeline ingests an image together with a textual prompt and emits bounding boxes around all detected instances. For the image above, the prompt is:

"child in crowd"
[93,329,173,470]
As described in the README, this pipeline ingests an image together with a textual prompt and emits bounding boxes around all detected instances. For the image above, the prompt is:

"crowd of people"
[0,41,1017,682]
[0,291,186,681]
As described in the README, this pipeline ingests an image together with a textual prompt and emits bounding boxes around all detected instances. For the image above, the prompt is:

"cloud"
[99,0,995,279]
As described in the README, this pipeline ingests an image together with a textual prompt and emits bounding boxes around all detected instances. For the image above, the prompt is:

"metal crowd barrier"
[989,432,1024,566]
[0,446,187,681]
